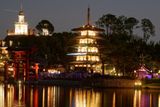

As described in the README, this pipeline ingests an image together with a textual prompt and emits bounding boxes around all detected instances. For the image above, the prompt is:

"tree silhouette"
[96,14,117,36]
[125,17,139,36]
[36,20,54,36]
[141,18,155,41]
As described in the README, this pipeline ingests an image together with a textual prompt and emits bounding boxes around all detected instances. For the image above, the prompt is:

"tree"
[113,15,127,35]
[36,20,54,36]
[96,15,139,36]
[96,14,117,36]
[125,17,139,36]
[96,14,156,76]
[141,18,155,41]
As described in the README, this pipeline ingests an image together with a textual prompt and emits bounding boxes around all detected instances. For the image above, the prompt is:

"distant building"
[7,8,34,36]
[70,8,104,73]
[135,64,152,79]
[42,28,49,36]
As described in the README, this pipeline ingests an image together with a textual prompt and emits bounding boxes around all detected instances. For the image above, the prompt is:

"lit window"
[81,30,96,36]
[19,15,25,23]
[42,29,49,36]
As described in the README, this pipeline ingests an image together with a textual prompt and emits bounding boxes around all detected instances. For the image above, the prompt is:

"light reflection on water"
[0,83,160,107]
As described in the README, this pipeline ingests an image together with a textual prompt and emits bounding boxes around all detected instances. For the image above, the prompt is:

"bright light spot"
[18,80,22,84]
[80,39,94,44]
[81,30,96,36]
[48,69,60,74]
[135,81,142,86]
[14,11,28,35]
[67,53,86,56]
[8,67,14,71]
[42,28,49,36]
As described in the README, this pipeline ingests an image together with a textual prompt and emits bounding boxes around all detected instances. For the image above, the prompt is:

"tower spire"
[19,0,24,15]
[20,1,23,11]
[87,6,90,25]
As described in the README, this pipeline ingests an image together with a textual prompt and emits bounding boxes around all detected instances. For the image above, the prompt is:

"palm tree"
[125,17,139,36]
[96,14,117,36]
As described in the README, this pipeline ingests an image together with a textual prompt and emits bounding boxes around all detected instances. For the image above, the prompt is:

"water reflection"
[0,85,5,107]
[69,89,101,107]
[0,83,160,107]
[134,90,141,107]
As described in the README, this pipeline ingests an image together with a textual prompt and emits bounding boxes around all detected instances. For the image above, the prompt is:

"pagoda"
[71,8,104,73]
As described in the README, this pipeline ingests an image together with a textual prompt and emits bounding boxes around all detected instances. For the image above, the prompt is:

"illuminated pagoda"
[71,8,104,73]
[7,7,33,36]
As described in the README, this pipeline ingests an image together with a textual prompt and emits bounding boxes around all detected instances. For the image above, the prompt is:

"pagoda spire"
[87,6,90,25]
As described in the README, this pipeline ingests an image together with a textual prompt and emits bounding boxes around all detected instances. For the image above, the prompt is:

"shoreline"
[24,78,137,88]
[2,78,160,89]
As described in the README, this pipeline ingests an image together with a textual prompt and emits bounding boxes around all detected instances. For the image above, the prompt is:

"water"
[0,83,159,107]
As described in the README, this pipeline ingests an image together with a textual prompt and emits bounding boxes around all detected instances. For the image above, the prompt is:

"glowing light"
[19,15,25,23]
[67,53,87,56]
[0,85,4,107]
[14,10,28,35]
[112,92,116,107]
[77,47,98,53]
[42,28,49,36]
[8,67,14,71]
[70,89,101,107]
[48,69,60,74]
[133,90,141,107]
[76,56,86,61]
[81,30,96,36]
[80,39,94,44]
[33,63,39,79]
[134,81,142,86]
[158,94,160,107]
[15,23,28,35]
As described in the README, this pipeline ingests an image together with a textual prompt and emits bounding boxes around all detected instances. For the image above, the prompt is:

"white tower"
[14,9,28,35]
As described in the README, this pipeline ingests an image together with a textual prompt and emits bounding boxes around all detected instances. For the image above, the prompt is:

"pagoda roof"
[72,24,104,32]
[74,34,104,40]
[70,61,100,64]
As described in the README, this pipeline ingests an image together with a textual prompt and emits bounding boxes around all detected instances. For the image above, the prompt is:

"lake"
[0,83,159,107]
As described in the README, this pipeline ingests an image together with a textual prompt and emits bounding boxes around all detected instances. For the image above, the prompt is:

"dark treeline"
[96,14,159,75]
[3,14,160,75]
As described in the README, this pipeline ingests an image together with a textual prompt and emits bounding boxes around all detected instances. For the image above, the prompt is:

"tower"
[14,8,28,35]
[71,8,104,73]
[7,4,33,36]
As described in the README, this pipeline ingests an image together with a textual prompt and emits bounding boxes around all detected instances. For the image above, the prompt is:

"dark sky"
[0,0,160,41]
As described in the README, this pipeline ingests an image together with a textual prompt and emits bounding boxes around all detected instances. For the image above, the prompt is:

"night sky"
[0,0,160,41]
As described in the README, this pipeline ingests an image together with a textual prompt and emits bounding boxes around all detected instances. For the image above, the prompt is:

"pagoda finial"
[87,6,90,25]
